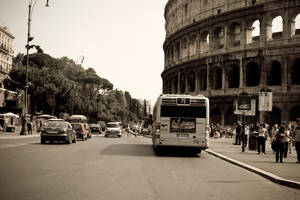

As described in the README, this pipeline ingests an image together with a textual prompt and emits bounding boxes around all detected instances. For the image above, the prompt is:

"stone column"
[195,67,199,93]
[239,58,244,89]
[206,61,211,90]
[177,71,181,94]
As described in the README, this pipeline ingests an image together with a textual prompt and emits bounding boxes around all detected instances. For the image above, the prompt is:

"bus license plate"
[176,133,189,137]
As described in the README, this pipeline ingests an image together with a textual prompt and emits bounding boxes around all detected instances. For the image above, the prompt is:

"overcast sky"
[0,0,169,105]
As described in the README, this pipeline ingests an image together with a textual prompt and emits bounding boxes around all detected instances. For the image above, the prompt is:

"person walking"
[284,126,291,158]
[293,118,300,164]
[257,123,268,154]
[274,125,286,163]
[235,121,242,145]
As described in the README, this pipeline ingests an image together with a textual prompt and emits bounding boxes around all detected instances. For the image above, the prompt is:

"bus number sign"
[177,98,190,105]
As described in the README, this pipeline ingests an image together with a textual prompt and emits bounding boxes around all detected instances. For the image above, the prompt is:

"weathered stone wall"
[162,0,300,125]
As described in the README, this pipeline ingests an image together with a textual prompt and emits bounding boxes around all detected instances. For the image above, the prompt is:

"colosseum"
[162,0,300,126]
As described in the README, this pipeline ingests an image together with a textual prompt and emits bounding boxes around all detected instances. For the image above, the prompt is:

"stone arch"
[211,67,222,89]
[266,107,281,125]
[211,107,222,124]
[200,31,210,53]
[252,19,260,43]
[290,106,300,121]
[225,106,235,125]
[296,14,300,35]
[290,11,300,37]
[188,70,196,92]
[268,60,281,86]
[227,65,240,88]
[229,22,241,47]
[175,41,180,61]
[181,38,188,59]
[246,61,260,87]
[189,34,197,56]
[173,74,178,94]
[213,27,224,49]
[180,72,186,94]
[292,58,300,85]
[271,15,283,40]
[198,67,207,91]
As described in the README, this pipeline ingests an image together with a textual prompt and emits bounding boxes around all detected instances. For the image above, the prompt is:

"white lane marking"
[171,170,179,180]
[0,143,29,149]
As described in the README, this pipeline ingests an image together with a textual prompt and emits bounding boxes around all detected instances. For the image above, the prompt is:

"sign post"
[237,92,251,152]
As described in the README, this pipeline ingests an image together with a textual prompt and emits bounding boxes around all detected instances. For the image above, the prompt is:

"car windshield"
[72,124,82,130]
[89,124,99,127]
[45,121,67,129]
[107,123,119,128]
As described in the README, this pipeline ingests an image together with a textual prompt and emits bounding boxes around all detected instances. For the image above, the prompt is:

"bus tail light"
[205,124,210,137]
[155,123,161,138]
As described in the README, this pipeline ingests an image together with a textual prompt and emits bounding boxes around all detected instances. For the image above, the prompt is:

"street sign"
[234,99,256,116]
[237,92,251,110]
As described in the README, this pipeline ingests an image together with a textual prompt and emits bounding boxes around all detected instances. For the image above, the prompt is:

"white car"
[105,122,122,137]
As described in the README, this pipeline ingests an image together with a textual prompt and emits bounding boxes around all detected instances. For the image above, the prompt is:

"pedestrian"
[244,125,250,148]
[27,120,32,135]
[283,125,291,158]
[235,121,242,145]
[257,123,268,154]
[293,118,300,164]
[274,125,286,163]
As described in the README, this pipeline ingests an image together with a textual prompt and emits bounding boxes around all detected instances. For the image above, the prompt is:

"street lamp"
[20,0,50,135]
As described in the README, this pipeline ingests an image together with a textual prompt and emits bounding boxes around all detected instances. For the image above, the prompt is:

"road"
[0,135,299,200]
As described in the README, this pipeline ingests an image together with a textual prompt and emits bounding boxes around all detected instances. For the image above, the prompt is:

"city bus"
[152,94,210,154]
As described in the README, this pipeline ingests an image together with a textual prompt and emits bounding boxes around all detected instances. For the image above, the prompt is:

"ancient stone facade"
[162,0,300,126]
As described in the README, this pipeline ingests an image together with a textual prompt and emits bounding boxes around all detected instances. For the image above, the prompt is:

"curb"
[0,134,40,139]
[205,149,300,190]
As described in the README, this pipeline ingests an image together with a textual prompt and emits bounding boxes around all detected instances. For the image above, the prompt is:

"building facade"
[162,0,300,126]
[0,26,14,87]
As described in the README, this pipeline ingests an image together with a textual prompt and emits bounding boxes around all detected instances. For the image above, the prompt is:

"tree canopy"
[5,52,146,123]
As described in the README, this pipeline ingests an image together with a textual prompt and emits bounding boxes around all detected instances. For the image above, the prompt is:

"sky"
[0,0,169,105]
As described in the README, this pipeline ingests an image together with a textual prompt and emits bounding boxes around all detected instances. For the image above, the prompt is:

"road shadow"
[101,144,200,158]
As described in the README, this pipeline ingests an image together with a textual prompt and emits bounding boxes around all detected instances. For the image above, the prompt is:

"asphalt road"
[0,135,299,200]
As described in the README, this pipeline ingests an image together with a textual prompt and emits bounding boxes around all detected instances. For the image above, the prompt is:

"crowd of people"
[210,119,300,164]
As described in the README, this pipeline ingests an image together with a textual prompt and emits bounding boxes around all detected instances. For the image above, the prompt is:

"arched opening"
[180,73,186,94]
[246,61,260,87]
[296,14,300,35]
[189,34,197,57]
[229,22,241,47]
[211,107,221,124]
[181,38,188,59]
[163,79,167,94]
[290,106,300,121]
[175,42,180,61]
[214,27,224,49]
[266,107,281,125]
[198,68,207,91]
[188,71,196,92]
[251,20,260,43]
[271,16,283,40]
[225,107,235,125]
[200,31,210,53]
[292,58,300,85]
[211,67,222,89]
[227,65,240,88]
[173,74,178,94]
[269,60,281,86]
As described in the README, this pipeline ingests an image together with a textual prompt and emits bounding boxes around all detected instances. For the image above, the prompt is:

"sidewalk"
[0,126,39,139]
[206,137,300,189]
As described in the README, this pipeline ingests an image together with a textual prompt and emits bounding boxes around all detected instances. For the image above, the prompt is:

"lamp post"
[20,0,50,135]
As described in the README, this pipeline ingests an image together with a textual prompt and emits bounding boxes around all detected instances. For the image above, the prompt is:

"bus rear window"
[160,106,206,118]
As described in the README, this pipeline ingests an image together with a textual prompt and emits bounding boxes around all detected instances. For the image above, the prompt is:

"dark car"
[40,121,76,144]
[71,123,89,141]
[89,123,101,134]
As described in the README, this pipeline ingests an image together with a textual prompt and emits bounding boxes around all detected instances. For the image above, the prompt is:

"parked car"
[71,123,89,141]
[105,122,122,137]
[40,121,76,144]
[89,123,102,134]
